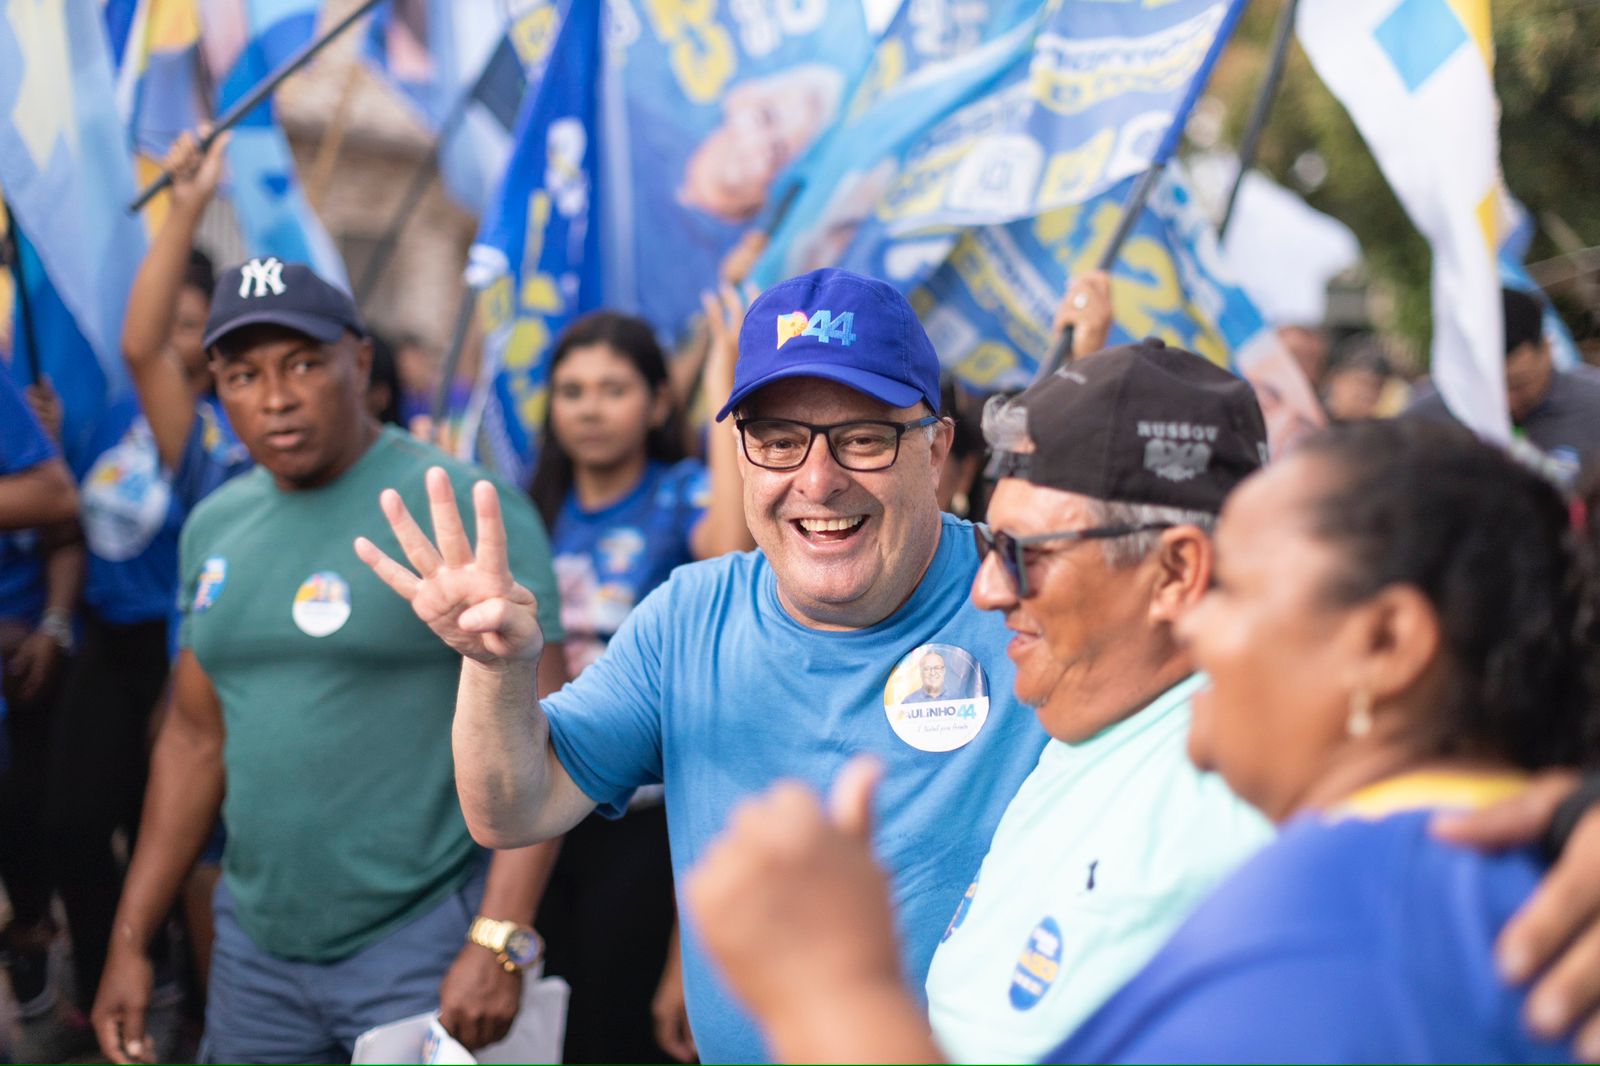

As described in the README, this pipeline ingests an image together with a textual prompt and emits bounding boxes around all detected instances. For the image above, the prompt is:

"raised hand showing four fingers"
[355,466,545,667]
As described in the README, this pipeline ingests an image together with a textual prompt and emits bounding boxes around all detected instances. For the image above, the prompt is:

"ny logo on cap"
[238,257,286,299]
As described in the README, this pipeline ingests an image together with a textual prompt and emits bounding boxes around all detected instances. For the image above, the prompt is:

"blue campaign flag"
[755,0,1247,291]
[7,229,115,470]
[212,0,348,286]
[0,0,146,396]
[465,0,602,483]
[463,1,876,478]
[913,162,1275,393]
[363,0,566,215]
[601,0,874,343]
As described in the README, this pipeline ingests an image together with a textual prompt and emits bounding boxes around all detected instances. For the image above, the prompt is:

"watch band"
[467,916,539,973]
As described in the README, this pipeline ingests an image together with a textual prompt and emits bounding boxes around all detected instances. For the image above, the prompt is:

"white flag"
[1298,0,1509,441]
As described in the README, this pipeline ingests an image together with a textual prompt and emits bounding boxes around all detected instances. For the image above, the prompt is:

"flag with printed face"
[463,0,877,479]
[600,0,874,344]
[0,0,146,398]
[1298,0,1508,440]
[362,0,565,215]
[753,0,1248,292]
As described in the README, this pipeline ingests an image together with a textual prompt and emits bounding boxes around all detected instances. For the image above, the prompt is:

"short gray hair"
[1080,498,1215,568]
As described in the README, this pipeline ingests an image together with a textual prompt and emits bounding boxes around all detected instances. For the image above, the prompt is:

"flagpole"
[127,0,389,213]
[431,289,476,424]
[1219,0,1301,237]
[1034,0,1254,383]
[1,202,42,385]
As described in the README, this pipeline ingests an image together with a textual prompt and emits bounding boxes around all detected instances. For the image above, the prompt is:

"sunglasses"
[972,521,1176,598]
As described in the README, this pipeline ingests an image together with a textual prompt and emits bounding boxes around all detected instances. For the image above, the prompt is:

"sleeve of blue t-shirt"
[0,371,58,474]
[1046,946,1388,1064]
[541,578,670,816]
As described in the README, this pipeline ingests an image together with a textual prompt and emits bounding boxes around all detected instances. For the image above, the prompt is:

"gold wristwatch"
[468,916,541,973]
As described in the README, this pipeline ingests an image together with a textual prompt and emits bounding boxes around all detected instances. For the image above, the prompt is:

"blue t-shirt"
[0,371,59,625]
[1049,785,1573,1064]
[543,513,1049,1063]
[78,396,250,625]
[551,458,708,677]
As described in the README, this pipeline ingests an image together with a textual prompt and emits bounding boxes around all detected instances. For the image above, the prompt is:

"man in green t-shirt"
[90,258,567,1064]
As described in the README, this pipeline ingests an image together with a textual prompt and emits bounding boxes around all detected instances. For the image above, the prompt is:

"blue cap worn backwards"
[715,268,942,422]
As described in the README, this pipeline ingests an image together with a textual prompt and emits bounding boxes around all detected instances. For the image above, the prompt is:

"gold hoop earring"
[1347,689,1374,738]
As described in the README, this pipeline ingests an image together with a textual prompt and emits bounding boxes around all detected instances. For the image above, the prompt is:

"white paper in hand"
[351,969,571,1064]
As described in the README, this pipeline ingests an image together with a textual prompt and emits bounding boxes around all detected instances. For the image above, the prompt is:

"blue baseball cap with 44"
[715,268,943,422]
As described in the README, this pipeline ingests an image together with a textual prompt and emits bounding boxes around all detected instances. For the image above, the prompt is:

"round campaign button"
[882,643,990,753]
[292,571,352,638]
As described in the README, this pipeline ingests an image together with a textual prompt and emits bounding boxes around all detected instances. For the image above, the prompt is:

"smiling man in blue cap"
[360,267,1052,1062]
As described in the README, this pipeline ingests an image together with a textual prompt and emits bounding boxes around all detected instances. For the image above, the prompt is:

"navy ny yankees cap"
[204,257,366,351]
[716,268,942,421]
[987,339,1268,514]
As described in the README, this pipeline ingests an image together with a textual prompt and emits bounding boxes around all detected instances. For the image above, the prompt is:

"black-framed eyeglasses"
[973,521,1175,598]
[734,415,941,472]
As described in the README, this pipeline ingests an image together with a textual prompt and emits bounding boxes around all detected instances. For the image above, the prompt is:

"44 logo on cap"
[776,309,857,349]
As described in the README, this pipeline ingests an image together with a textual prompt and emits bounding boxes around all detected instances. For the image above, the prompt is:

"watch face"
[505,929,540,967]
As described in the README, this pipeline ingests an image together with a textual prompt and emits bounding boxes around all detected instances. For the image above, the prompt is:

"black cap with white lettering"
[987,338,1268,514]
[203,256,366,350]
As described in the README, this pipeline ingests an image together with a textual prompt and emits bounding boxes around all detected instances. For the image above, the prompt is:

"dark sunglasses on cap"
[972,521,1175,598]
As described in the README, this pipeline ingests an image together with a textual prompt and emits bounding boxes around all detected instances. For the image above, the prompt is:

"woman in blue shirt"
[1044,419,1593,1063]
[529,298,751,1062]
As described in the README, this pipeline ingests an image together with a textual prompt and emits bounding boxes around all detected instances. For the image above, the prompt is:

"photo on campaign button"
[882,643,990,753]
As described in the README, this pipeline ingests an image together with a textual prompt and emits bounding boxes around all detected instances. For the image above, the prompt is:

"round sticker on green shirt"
[292,571,352,638]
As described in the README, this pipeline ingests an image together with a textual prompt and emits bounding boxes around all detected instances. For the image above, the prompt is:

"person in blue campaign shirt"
[359,269,1052,1063]
[44,128,251,1023]
[0,369,78,1018]
[681,419,1597,1064]
[524,300,752,1062]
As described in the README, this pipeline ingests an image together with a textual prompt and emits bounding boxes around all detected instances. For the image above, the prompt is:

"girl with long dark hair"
[529,296,750,1063]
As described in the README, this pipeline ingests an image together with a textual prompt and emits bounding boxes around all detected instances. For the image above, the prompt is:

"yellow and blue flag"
[754,0,1248,290]
[464,1,875,479]
[111,0,346,284]
[464,0,600,482]
[912,161,1280,392]
[1298,0,1507,440]
[0,0,146,396]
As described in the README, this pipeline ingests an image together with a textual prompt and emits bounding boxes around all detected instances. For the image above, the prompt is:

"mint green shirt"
[179,428,563,961]
[924,673,1272,1063]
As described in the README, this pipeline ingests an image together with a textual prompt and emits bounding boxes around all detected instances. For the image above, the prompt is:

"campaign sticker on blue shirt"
[193,557,228,613]
[80,422,171,562]
[292,571,351,638]
[883,643,989,752]
[942,879,979,943]
[1009,916,1063,1011]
